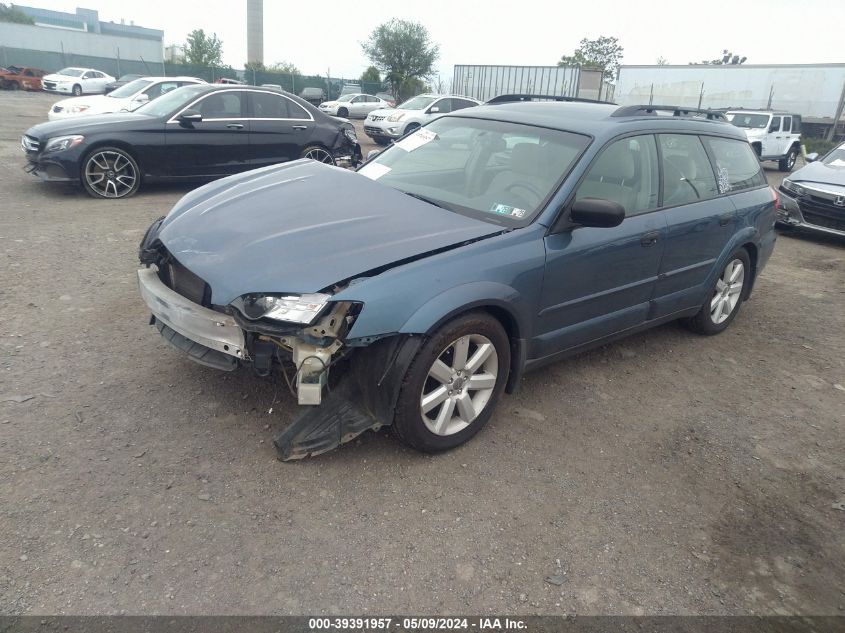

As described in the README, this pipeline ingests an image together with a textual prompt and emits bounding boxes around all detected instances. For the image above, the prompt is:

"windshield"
[108,78,153,98]
[56,68,85,77]
[357,117,590,225]
[134,84,207,117]
[728,113,770,129]
[821,147,845,167]
[336,94,356,102]
[397,95,436,110]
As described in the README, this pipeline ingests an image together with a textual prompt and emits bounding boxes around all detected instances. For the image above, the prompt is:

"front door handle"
[640,230,660,247]
[226,123,244,130]
[292,125,308,131]
[719,212,733,226]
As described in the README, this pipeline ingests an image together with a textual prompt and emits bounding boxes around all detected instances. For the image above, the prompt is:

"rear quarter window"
[703,137,767,192]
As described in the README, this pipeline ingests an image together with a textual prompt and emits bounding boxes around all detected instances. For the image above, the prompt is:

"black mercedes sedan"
[21,84,362,199]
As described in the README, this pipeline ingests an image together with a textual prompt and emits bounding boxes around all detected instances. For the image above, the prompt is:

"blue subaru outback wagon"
[138,96,777,459]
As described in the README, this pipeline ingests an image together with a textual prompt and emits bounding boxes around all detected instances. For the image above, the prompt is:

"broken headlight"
[236,293,331,324]
[344,127,358,144]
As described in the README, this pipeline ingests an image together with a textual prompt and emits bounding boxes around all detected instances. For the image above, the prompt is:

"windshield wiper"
[400,190,454,211]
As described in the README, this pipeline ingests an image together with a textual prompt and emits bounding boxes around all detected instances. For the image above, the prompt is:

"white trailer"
[452,64,612,103]
[616,64,845,139]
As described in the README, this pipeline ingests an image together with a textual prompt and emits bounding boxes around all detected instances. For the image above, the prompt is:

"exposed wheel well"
[741,242,758,299]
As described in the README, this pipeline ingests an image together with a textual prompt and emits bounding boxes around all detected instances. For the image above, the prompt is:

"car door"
[762,115,781,157]
[781,115,794,154]
[450,98,478,113]
[165,90,250,177]
[363,95,384,115]
[537,134,667,357]
[248,90,315,169]
[346,95,367,117]
[651,134,736,318]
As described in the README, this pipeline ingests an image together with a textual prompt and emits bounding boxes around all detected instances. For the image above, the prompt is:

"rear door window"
[782,116,792,133]
[196,91,245,119]
[658,134,719,206]
[703,136,767,192]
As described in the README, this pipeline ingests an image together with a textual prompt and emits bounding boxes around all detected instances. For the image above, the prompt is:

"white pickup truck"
[726,110,802,172]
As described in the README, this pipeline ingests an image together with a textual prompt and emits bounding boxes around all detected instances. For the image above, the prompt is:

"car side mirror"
[366,149,381,160]
[805,152,819,163]
[178,109,202,125]
[428,106,440,114]
[133,93,150,104]
[570,198,625,228]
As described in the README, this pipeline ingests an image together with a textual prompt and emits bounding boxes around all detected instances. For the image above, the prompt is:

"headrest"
[510,143,545,176]
[591,142,636,181]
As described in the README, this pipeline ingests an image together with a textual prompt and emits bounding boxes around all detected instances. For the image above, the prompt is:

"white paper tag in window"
[358,163,392,181]
[395,128,437,152]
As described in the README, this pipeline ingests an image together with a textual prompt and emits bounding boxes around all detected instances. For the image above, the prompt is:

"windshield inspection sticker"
[490,203,527,218]
[395,128,437,152]
[359,163,392,181]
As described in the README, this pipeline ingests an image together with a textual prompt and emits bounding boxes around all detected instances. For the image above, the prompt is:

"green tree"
[362,19,439,100]
[690,50,747,65]
[268,61,300,75]
[0,3,34,23]
[244,60,265,72]
[360,65,381,83]
[183,29,224,66]
[558,35,624,81]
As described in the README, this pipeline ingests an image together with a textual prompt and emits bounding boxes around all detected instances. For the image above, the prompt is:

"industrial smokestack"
[247,0,264,65]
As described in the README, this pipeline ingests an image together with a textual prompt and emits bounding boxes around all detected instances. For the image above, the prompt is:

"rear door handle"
[719,212,733,226]
[226,123,244,130]
[640,230,660,247]
[292,125,308,131]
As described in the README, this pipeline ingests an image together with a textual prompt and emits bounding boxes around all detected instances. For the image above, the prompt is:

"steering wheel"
[504,182,543,204]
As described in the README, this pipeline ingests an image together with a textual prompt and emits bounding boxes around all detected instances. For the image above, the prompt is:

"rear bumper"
[777,189,845,237]
[137,267,247,360]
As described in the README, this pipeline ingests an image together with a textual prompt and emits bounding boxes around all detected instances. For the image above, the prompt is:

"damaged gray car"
[138,100,776,459]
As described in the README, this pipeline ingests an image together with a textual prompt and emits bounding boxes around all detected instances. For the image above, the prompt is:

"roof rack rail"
[486,93,615,105]
[611,105,727,121]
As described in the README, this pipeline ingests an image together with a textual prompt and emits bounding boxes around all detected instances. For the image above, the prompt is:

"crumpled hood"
[157,160,500,305]
[791,160,845,188]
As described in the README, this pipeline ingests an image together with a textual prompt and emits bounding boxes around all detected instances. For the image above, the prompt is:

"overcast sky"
[22,0,845,83]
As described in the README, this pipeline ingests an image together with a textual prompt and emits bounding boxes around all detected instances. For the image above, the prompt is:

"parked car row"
[0,66,47,91]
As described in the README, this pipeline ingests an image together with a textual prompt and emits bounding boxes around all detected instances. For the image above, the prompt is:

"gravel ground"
[1,91,843,616]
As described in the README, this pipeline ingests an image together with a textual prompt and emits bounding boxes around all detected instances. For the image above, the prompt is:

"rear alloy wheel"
[301,146,336,165]
[686,249,751,335]
[393,312,510,452]
[82,148,140,199]
[779,147,798,172]
[72,84,82,96]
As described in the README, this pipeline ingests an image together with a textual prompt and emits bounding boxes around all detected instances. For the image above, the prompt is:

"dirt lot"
[0,90,843,616]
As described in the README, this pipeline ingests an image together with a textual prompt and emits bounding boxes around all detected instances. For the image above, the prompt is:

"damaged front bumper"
[138,264,417,460]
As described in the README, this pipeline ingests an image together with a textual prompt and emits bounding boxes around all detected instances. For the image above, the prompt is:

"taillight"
[770,186,779,210]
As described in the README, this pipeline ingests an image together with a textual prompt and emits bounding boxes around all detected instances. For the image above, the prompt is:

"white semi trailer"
[615,64,845,139]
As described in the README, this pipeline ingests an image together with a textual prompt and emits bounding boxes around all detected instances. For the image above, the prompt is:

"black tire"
[300,145,336,165]
[685,248,751,335]
[72,84,82,96]
[392,312,510,453]
[751,143,762,159]
[337,107,348,118]
[80,146,142,199]
[374,137,391,146]
[8,81,20,91]
[403,122,420,136]
[779,146,799,172]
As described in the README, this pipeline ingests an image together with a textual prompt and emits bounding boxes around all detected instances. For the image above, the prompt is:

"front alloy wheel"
[392,312,510,453]
[82,148,140,199]
[420,334,498,436]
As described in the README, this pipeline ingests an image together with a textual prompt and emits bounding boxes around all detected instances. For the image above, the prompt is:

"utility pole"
[827,80,845,141]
